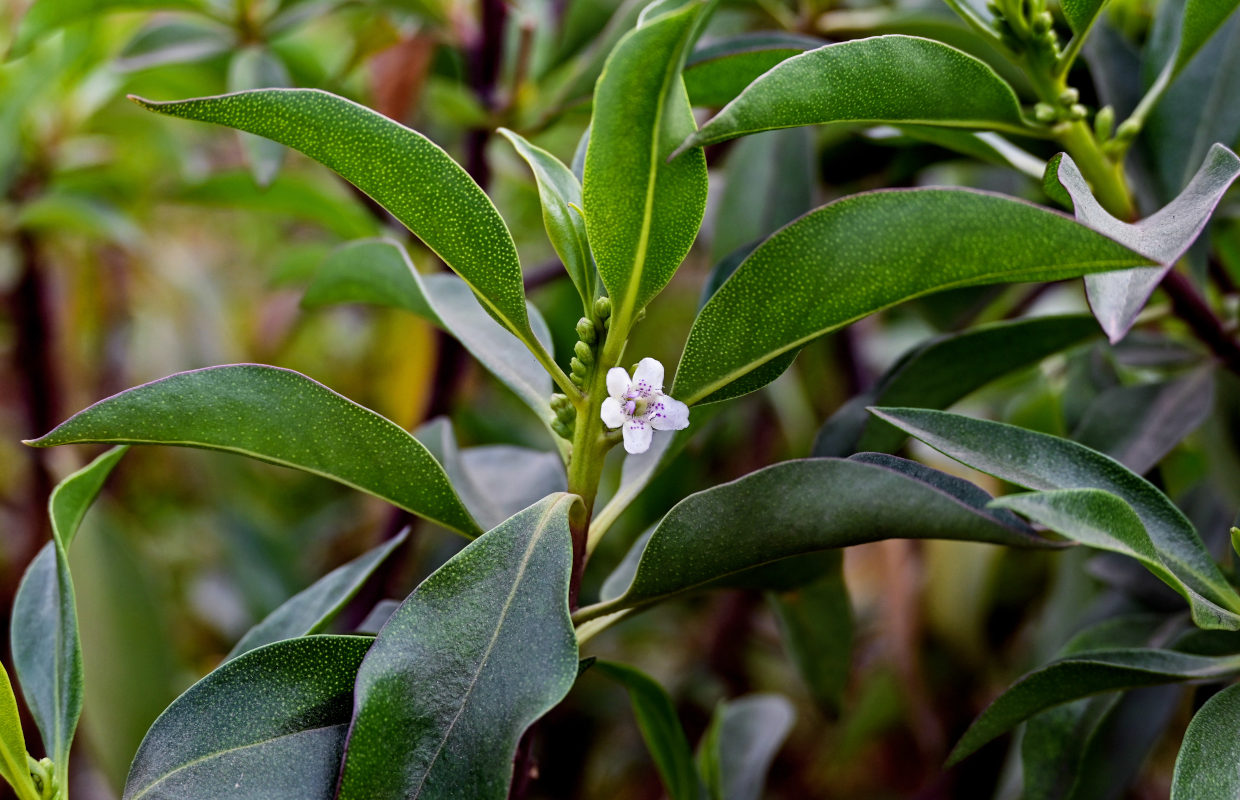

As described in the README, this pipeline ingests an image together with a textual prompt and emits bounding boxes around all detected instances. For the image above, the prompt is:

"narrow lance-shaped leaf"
[336,494,579,800]
[1170,682,1240,800]
[676,35,1030,155]
[130,90,540,351]
[813,315,1100,457]
[123,636,372,800]
[672,189,1153,406]
[302,239,558,440]
[948,648,1240,764]
[226,530,410,661]
[683,32,822,108]
[870,408,1240,625]
[497,129,594,309]
[26,365,481,538]
[1046,144,1240,341]
[592,661,701,800]
[581,455,1048,620]
[991,489,1236,629]
[11,446,126,796]
[697,694,795,800]
[582,1,709,331]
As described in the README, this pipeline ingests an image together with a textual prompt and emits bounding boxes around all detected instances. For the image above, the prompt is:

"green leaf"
[1046,145,1240,341]
[26,365,482,538]
[131,89,540,350]
[672,189,1153,406]
[226,530,410,660]
[592,661,701,800]
[1171,682,1240,799]
[683,32,822,108]
[711,127,814,263]
[583,455,1047,619]
[677,35,1029,154]
[302,239,557,436]
[11,447,126,794]
[949,649,1240,764]
[228,47,291,188]
[0,662,37,800]
[9,0,205,58]
[768,555,852,715]
[498,128,594,309]
[116,19,234,72]
[1061,0,1107,36]
[870,408,1240,625]
[697,694,794,800]
[336,494,579,800]
[582,1,709,332]
[123,635,371,799]
[991,489,1237,629]
[813,315,1100,457]
[1173,0,1240,75]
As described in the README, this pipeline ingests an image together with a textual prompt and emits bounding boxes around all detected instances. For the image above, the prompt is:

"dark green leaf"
[1047,144,1240,341]
[678,35,1029,154]
[871,408,1240,626]
[672,190,1152,405]
[684,32,821,108]
[498,128,595,309]
[949,648,1240,764]
[123,636,371,800]
[27,365,481,538]
[11,447,126,793]
[132,90,541,350]
[697,694,794,800]
[227,530,409,660]
[1171,682,1240,799]
[592,661,700,800]
[1062,0,1106,35]
[303,239,557,434]
[583,456,1047,619]
[813,315,1100,457]
[337,494,578,799]
[768,555,852,714]
[1173,0,1240,75]
[582,1,709,332]
[710,127,814,263]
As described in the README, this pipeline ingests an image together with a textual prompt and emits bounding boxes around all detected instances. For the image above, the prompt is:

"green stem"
[530,341,582,401]
[939,0,1006,49]
[1054,119,1135,219]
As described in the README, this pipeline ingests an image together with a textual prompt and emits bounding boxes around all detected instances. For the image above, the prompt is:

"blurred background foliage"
[1,0,1238,796]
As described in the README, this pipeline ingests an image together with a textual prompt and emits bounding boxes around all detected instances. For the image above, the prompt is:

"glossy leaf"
[27,365,481,538]
[697,694,795,800]
[992,489,1234,628]
[1071,368,1214,473]
[498,128,594,309]
[683,32,821,108]
[813,315,1099,457]
[227,530,409,660]
[677,35,1029,154]
[871,408,1240,626]
[1170,682,1240,799]
[949,648,1240,764]
[582,455,1047,619]
[337,494,578,799]
[1047,145,1240,341]
[592,661,700,800]
[0,662,36,800]
[228,47,290,188]
[132,90,539,349]
[303,239,556,433]
[1173,0,1240,75]
[11,447,126,794]
[768,555,852,714]
[672,189,1152,405]
[123,636,371,800]
[582,1,709,330]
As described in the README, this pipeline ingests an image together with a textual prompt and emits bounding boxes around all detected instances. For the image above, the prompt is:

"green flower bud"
[555,401,576,423]
[550,393,569,411]
[1115,118,1141,142]
[1034,102,1057,123]
[593,296,612,319]
[571,357,588,376]
[1058,87,1079,106]
[551,418,573,440]
[1067,103,1087,121]
[576,317,596,344]
[1094,105,1115,141]
[570,371,586,387]
[1032,11,1053,33]
[574,340,594,365]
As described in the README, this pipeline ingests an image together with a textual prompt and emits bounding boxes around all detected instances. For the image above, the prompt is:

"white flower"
[600,357,690,454]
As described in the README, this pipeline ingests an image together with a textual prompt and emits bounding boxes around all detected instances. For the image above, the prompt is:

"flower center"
[624,394,650,418]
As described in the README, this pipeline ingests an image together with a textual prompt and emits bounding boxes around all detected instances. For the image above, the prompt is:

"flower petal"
[648,395,689,431]
[600,397,627,429]
[632,357,664,394]
[606,367,631,400]
[622,419,653,454]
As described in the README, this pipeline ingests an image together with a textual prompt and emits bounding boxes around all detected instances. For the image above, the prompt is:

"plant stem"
[1054,119,1135,219]
[1160,270,1240,375]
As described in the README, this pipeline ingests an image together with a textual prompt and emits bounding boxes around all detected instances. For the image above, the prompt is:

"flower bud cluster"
[987,0,1060,58]
[550,393,576,440]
